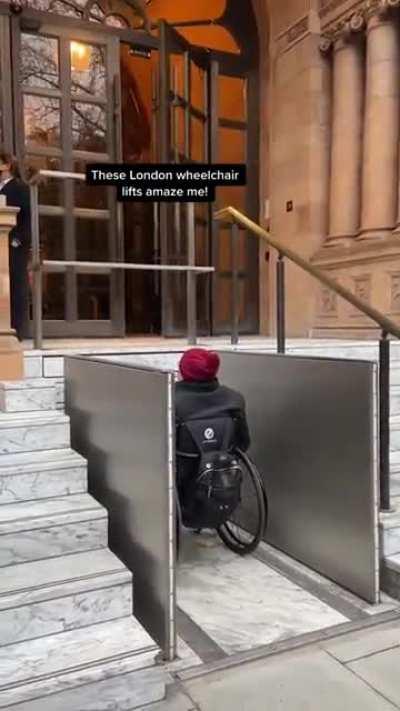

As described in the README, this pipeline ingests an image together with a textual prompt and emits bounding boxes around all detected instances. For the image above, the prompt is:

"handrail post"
[231,222,240,345]
[30,183,43,350]
[186,202,197,345]
[379,331,391,511]
[276,252,286,354]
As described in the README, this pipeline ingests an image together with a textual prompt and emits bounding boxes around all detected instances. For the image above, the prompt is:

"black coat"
[0,178,31,338]
[0,178,31,249]
[175,378,251,453]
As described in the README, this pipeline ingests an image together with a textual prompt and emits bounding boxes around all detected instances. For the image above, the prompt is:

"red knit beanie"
[179,348,220,382]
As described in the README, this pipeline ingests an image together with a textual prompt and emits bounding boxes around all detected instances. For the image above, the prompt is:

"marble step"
[0,616,161,708]
[391,364,400,385]
[391,385,400,416]
[380,502,400,557]
[382,552,400,601]
[0,549,133,646]
[8,666,168,711]
[0,449,87,504]
[391,473,400,497]
[0,379,57,413]
[391,415,400,452]
[0,494,108,567]
[0,411,70,455]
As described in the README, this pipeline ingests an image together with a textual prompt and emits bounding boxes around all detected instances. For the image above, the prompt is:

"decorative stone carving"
[344,275,371,316]
[319,36,333,51]
[319,0,399,50]
[320,0,350,20]
[319,286,338,315]
[320,13,364,51]
[276,16,309,54]
[350,12,365,30]
[354,275,371,302]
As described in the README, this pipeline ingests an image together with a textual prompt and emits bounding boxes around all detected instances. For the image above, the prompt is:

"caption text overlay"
[86,163,246,203]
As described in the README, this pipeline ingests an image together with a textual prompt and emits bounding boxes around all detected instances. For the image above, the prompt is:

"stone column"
[327,35,364,245]
[0,195,23,380]
[359,13,400,241]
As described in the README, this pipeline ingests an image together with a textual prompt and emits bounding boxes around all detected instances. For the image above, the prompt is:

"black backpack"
[176,416,243,529]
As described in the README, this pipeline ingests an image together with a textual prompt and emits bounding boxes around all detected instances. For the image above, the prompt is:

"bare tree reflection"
[21,33,107,151]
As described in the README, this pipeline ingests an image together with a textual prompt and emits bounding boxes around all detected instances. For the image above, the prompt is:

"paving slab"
[322,620,400,662]
[349,646,400,708]
[136,684,196,711]
[183,648,398,711]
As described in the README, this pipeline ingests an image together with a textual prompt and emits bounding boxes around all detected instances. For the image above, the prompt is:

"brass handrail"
[215,206,400,341]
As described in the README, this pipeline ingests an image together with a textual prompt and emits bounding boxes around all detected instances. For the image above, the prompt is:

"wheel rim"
[218,451,266,553]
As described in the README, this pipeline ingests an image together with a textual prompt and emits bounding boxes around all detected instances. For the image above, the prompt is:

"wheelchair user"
[175,348,251,529]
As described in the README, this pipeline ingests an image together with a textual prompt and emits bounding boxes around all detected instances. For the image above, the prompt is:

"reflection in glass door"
[11,19,123,337]
[158,21,259,337]
[0,15,13,154]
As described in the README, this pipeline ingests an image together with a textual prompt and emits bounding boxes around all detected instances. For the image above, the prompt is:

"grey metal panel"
[219,352,379,603]
[64,356,176,659]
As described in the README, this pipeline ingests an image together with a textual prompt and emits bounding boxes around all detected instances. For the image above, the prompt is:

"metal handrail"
[42,260,214,274]
[215,205,395,513]
[215,206,400,340]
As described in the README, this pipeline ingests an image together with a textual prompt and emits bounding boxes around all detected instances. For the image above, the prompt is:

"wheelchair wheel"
[217,450,267,556]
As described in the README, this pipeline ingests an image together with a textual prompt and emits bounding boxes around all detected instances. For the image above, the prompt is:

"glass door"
[11,17,124,337]
[158,20,259,337]
[210,66,259,335]
[158,20,212,337]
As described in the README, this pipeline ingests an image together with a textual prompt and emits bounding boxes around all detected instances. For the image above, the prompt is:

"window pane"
[190,61,206,112]
[70,42,106,98]
[77,274,110,319]
[27,156,63,206]
[217,127,245,163]
[219,76,246,121]
[170,53,185,97]
[21,34,59,90]
[171,105,185,160]
[39,215,64,260]
[43,273,65,320]
[215,184,245,212]
[72,102,107,152]
[191,116,205,162]
[73,161,108,208]
[24,95,61,148]
[76,218,109,261]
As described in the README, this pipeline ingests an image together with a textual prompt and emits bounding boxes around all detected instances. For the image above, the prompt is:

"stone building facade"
[261,0,400,337]
[0,0,397,338]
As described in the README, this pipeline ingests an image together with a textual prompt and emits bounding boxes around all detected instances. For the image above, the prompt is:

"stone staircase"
[0,376,167,709]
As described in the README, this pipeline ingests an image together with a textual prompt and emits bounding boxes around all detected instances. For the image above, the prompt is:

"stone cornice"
[319,0,400,51]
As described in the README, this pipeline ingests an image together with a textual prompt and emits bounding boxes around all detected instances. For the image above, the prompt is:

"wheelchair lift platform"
[175,530,397,669]
[65,349,388,666]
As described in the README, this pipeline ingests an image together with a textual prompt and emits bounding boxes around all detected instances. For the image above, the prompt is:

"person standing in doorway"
[0,154,31,341]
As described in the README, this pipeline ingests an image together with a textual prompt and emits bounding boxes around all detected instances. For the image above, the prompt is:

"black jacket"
[175,379,251,453]
[0,178,31,250]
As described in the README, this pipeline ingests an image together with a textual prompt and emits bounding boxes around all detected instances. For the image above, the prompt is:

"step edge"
[0,460,87,476]
[0,567,132,604]
[0,643,160,694]
[0,509,107,536]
